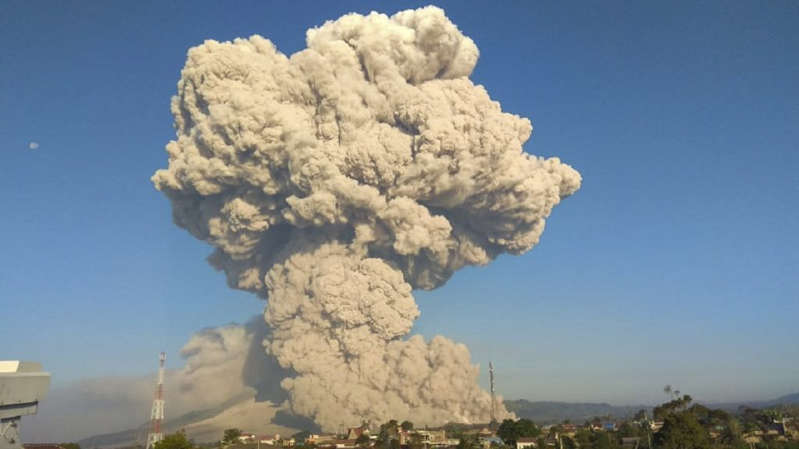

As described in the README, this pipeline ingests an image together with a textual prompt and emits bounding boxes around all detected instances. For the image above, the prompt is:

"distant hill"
[771,392,799,405]
[78,398,295,449]
[506,392,799,424]
[710,392,799,412]
[78,406,223,448]
[504,400,648,424]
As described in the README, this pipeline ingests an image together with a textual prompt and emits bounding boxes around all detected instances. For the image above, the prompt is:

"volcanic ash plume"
[153,6,581,430]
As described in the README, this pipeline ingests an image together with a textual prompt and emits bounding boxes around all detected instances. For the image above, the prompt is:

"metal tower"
[489,361,496,425]
[145,352,166,449]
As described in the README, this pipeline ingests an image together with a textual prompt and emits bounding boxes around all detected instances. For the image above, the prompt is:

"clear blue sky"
[1,0,797,406]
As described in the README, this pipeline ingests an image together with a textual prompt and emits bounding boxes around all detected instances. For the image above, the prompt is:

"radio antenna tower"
[489,361,496,425]
[145,352,166,449]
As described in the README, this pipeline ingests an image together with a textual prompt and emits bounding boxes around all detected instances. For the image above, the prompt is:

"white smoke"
[153,6,581,431]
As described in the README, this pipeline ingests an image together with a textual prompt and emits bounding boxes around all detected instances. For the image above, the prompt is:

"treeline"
[496,394,799,449]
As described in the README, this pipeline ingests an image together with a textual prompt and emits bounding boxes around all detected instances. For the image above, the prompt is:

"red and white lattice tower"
[145,352,166,449]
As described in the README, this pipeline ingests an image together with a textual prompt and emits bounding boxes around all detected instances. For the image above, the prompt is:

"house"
[414,430,448,446]
[260,434,281,445]
[480,436,503,449]
[308,434,339,446]
[239,433,257,443]
[347,427,370,441]
[516,437,538,449]
[650,421,664,433]
[560,424,578,434]
[316,440,358,449]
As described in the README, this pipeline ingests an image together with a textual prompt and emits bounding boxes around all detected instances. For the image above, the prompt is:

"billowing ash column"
[153,6,581,431]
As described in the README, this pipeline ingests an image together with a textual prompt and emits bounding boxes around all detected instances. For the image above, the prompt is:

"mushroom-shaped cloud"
[153,6,580,431]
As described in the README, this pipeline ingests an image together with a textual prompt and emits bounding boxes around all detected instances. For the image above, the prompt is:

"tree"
[497,418,541,446]
[618,422,637,439]
[223,429,242,445]
[574,430,592,449]
[293,431,312,446]
[457,435,481,449]
[497,419,520,446]
[378,420,399,449]
[536,438,548,449]
[154,431,194,449]
[653,411,710,449]
[590,432,613,449]
[562,437,576,449]
[356,434,371,447]
[401,421,414,431]
[654,395,694,421]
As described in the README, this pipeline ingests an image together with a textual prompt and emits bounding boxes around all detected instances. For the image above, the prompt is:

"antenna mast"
[146,352,166,449]
[489,361,496,425]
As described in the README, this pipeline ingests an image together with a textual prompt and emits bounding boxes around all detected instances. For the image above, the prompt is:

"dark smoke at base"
[153,6,581,432]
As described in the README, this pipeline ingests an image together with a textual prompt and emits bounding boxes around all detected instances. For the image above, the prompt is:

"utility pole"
[146,352,166,449]
[489,362,496,427]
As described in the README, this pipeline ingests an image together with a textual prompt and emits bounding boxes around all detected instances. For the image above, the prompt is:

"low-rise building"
[347,427,369,441]
[239,433,257,443]
[516,437,538,449]
[259,434,281,445]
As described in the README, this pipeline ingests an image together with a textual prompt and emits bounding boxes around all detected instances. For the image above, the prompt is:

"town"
[123,394,799,449]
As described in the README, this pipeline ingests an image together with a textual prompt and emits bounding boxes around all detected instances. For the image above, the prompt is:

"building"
[259,434,281,445]
[314,440,358,449]
[516,437,538,449]
[239,433,256,443]
[347,427,370,441]
[480,436,503,449]
[308,434,339,446]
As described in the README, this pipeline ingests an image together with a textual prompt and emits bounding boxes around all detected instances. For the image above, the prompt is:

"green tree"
[497,419,520,446]
[389,439,400,449]
[654,395,694,421]
[574,430,592,449]
[223,429,242,445]
[562,437,577,449]
[618,423,637,439]
[155,432,194,449]
[497,419,541,446]
[653,411,710,449]
[719,417,743,447]
[401,421,414,431]
[457,435,481,449]
[590,432,613,449]
[294,431,312,443]
[378,420,399,449]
